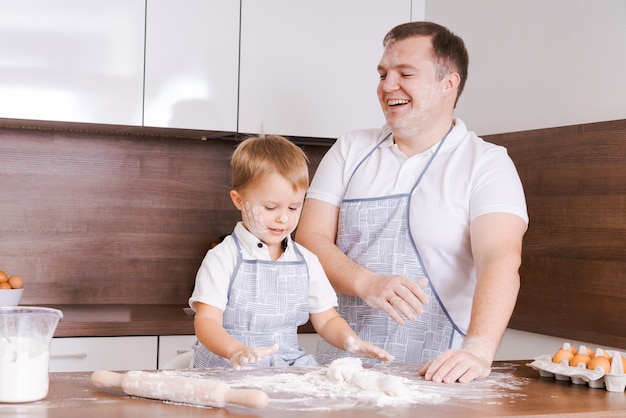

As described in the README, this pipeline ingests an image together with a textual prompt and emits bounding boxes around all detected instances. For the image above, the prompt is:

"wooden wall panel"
[486,119,626,348]
[3,118,624,349]
[0,124,329,305]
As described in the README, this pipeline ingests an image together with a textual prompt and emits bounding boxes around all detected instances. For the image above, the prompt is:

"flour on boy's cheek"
[243,202,267,235]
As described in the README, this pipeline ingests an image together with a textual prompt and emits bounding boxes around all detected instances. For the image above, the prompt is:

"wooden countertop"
[42,304,315,337]
[43,304,196,337]
[2,361,624,417]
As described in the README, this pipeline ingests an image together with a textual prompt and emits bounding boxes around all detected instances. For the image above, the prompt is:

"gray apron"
[193,234,317,368]
[316,132,463,365]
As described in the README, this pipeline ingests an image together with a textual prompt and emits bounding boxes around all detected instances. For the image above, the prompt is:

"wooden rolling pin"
[91,370,269,409]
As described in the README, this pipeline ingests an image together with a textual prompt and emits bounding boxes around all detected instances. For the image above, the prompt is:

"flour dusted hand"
[344,336,394,362]
[419,337,492,383]
[229,343,279,370]
[361,274,429,325]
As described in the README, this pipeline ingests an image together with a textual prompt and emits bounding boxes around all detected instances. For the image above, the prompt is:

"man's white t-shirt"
[306,119,528,335]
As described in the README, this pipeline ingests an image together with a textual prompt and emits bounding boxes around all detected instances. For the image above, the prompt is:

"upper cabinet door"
[412,0,426,21]
[0,0,145,125]
[239,0,412,139]
[143,0,240,132]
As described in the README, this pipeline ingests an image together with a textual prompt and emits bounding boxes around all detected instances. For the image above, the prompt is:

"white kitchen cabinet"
[1,1,426,136]
[0,0,145,126]
[298,333,321,355]
[412,0,426,21]
[50,336,157,372]
[143,0,240,131]
[157,335,197,369]
[238,0,413,138]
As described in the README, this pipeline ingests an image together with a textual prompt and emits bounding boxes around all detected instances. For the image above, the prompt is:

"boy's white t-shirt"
[189,222,338,315]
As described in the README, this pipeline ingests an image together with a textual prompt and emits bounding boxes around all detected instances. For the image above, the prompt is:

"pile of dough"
[326,357,409,396]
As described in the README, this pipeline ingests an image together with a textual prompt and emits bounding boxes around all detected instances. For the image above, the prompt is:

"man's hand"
[418,338,492,383]
[361,274,430,325]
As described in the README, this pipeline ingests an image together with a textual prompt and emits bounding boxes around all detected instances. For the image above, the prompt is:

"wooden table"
[1,361,624,417]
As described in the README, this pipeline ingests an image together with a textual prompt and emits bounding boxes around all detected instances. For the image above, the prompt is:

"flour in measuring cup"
[0,337,50,403]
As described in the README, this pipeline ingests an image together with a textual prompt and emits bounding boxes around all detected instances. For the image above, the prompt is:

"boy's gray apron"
[194,235,317,368]
[316,132,464,365]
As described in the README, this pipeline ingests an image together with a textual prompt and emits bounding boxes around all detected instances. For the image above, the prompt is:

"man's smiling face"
[377,36,448,139]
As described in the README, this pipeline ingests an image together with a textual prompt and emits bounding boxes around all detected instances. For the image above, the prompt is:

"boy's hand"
[229,343,279,370]
[344,336,394,362]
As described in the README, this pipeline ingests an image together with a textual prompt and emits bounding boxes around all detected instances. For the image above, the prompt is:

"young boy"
[189,135,393,369]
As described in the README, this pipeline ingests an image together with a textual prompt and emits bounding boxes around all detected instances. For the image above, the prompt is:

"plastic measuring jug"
[0,306,63,402]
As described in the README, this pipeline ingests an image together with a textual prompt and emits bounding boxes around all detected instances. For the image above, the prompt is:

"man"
[296,21,528,383]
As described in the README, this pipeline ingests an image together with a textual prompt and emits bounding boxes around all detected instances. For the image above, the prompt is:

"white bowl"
[0,287,24,306]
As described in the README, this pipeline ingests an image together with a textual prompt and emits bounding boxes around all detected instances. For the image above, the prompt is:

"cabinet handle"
[51,352,88,359]
[176,349,192,354]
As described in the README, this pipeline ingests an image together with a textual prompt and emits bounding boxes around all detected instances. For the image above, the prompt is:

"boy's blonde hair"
[231,135,310,192]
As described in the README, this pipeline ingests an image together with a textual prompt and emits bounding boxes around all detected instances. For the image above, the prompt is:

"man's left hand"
[418,348,491,383]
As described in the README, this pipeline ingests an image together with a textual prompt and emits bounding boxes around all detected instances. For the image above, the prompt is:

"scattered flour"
[326,357,409,397]
[232,362,422,409]
[166,359,527,411]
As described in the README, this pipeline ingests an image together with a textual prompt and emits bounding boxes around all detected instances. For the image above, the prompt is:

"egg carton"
[528,349,626,392]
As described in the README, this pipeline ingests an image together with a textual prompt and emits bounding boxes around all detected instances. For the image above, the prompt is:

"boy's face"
[230,172,306,250]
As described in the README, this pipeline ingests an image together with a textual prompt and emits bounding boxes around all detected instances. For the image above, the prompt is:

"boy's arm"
[310,309,394,362]
[194,302,278,369]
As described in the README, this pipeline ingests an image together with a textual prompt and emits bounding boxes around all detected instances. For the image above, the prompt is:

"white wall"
[495,330,624,361]
[423,0,626,356]
[425,0,626,136]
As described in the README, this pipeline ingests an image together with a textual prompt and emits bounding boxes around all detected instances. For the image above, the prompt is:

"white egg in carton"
[528,343,626,392]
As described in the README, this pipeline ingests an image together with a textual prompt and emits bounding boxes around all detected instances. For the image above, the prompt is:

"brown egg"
[588,356,611,373]
[8,275,24,289]
[552,348,574,364]
[0,282,11,290]
[570,353,592,367]
[0,271,8,284]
